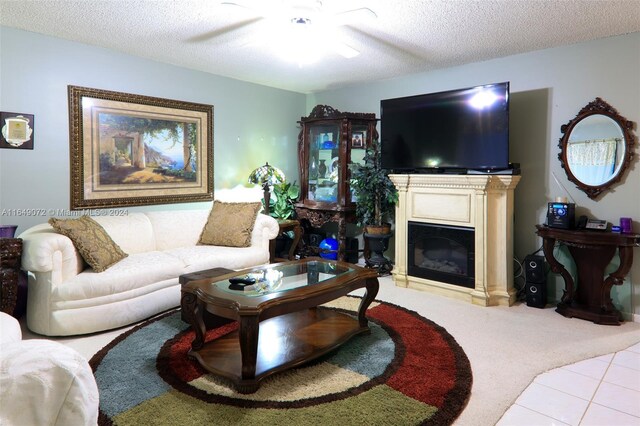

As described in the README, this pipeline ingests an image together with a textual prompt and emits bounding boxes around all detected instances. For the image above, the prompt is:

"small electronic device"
[229,276,256,285]
[546,202,575,229]
[228,275,256,290]
[577,215,608,231]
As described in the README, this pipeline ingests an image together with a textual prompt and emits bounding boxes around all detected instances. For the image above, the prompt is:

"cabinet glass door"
[307,124,340,203]
[349,124,369,202]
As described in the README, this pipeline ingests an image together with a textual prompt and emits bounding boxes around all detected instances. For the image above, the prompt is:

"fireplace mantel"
[389,174,521,306]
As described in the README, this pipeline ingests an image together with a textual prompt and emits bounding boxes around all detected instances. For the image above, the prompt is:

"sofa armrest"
[19,224,84,282]
[0,313,21,344]
[250,213,280,250]
[0,339,99,426]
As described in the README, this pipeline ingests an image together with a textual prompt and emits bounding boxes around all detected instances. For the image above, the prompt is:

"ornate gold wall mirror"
[558,97,635,199]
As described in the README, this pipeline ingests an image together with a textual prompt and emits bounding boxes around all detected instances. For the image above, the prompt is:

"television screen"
[380,82,510,172]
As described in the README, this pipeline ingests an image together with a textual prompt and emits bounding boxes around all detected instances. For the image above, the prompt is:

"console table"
[535,225,640,325]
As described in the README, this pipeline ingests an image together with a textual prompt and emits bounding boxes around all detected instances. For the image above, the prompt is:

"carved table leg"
[541,237,574,304]
[337,217,347,262]
[181,292,206,350]
[237,314,260,393]
[357,277,379,328]
[288,223,302,260]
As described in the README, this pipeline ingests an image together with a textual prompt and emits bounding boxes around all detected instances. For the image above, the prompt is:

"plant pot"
[363,228,393,275]
[363,223,391,235]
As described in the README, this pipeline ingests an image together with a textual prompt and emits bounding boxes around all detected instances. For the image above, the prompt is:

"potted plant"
[349,139,398,273]
[264,181,300,220]
[265,181,300,258]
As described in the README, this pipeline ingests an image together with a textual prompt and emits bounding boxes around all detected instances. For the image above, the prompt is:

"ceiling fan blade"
[332,7,377,27]
[218,1,283,21]
[342,26,426,62]
[333,41,360,58]
[186,17,263,43]
[219,1,250,10]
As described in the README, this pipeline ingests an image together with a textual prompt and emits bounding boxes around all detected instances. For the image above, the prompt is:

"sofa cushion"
[93,213,155,254]
[165,245,268,273]
[144,210,209,251]
[198,201,261,247]
[48,216,127,272]
[53,251,184,303]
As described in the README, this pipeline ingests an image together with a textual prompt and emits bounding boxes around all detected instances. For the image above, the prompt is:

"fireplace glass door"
[408,221,475,288]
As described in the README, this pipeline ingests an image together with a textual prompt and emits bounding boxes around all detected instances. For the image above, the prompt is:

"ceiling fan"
[203,1,378,64]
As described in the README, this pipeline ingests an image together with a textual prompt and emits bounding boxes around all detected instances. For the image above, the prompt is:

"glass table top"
[215,260,353,297]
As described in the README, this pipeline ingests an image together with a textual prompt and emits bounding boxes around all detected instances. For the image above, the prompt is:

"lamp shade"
[248,162,285,187]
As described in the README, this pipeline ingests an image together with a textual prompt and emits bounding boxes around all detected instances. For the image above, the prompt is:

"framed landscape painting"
[68,86,213,209]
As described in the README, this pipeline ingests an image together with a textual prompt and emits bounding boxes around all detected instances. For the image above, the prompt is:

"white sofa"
[19,209,279,336]
[0,312,99,425]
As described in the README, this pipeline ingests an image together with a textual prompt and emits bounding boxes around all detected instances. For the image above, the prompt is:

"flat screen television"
[380,82,510,173]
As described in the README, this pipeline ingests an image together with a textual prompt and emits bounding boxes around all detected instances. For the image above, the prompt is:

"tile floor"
[497,342,640,426]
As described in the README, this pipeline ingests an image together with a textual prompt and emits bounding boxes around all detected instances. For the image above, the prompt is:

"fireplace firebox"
[408,221,475,288]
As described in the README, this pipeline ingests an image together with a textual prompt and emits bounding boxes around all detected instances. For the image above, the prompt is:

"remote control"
[229,276,256,285]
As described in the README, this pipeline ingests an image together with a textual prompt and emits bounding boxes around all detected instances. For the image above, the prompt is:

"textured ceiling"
[1,0,639,93]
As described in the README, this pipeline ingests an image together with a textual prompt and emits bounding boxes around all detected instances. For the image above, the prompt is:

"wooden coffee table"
[180,258,379,394]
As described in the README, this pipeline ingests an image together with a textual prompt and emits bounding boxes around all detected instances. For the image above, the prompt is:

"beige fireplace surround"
[389,174,521,306]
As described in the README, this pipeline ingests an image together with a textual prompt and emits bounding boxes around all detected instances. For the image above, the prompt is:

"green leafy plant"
[349,139,398,228]
[265,181,300,220]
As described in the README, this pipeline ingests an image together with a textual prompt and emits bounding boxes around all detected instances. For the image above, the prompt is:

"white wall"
[0,26,304,232]
[308,33,640,317]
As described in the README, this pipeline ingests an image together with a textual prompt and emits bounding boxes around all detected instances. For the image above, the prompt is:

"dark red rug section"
[368,302,473,425]
[167,322,238,383]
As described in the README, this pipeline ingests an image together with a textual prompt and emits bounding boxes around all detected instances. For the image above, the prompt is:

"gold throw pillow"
[198,201,261,247]
[49,215,128,272]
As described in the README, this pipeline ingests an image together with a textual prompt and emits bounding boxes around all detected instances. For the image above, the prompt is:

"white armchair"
[0,313,99,425]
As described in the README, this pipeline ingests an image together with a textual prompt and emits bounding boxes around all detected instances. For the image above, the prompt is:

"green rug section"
[114,384,437,426]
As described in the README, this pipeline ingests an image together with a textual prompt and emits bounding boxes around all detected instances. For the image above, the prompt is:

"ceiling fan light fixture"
[271,16,325,65]
[222,1,369,65]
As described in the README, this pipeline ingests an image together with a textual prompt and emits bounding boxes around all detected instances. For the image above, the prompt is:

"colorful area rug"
[90,297,472,425]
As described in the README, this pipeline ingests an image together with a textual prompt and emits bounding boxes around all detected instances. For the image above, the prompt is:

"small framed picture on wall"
[0,112,34,150]
[351,132,365,148]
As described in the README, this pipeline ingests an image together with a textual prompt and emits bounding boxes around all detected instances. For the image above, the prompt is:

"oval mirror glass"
[558,98,635,199]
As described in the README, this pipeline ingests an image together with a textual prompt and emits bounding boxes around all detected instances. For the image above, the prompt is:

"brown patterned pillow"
[48,215,128,272]
[198,201,261,247]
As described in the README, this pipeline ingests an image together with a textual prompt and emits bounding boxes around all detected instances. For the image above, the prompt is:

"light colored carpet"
[22,275,640,425]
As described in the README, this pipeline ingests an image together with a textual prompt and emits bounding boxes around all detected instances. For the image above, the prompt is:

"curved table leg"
[358,277,380,328]
[541,237,574,304]
[181,292,206,350]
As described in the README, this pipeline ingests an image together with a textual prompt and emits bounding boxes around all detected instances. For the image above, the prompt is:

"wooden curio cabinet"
[295,105,378,261]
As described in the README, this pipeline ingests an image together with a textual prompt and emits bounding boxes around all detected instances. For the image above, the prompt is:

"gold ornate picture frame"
[68,86,213,209]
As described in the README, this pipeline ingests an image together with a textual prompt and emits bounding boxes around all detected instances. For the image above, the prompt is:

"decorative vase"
[310,155,318,180]
[318,159,327,179]
[319,237,338,260]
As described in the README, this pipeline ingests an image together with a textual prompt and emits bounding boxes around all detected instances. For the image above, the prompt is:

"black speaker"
[524,255,546,308]
[345,237,359,264]
[525,255,545,283]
